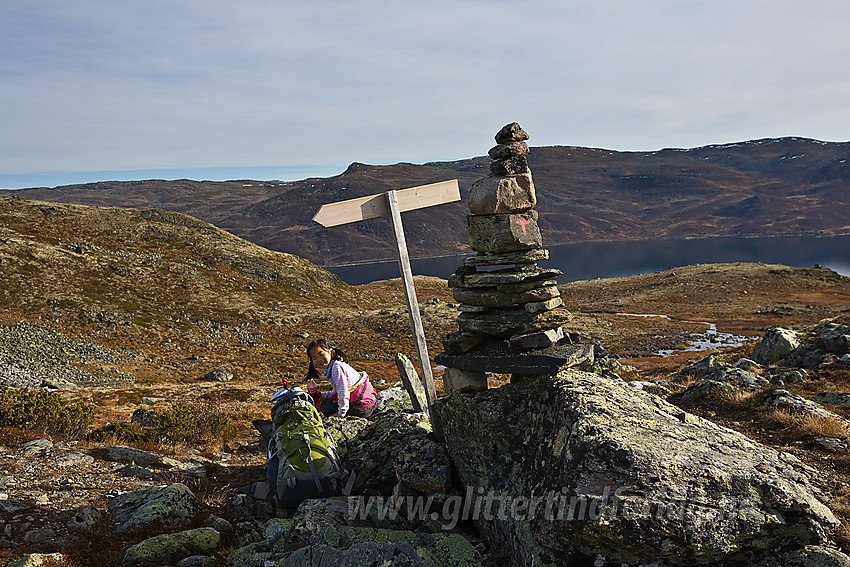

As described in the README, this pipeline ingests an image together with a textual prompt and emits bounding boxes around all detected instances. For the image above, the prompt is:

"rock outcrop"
[437,368,840,566]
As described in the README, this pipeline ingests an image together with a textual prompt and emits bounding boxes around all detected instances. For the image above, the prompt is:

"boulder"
[681,354,728,375]
[442,367,488,394]
[104,445,165,468]
[5,554,66,567]
[394,436,453,494]
[469,173,536,215]
[326,412,432,494]
[763,390,847,421]
[375,386,416,414]
[203,367,233,382]
[816,323,850,355]
[394,353,429,413]
[286,541,424,567]
[681,365,774,401]
[751,327,801,365]
[813,392,850,406]
[108,483,200,535]
[437,369,838,566]
[66,505,103,532]
[466,212,541,254]
[122,527,220,567]
[231,516,481,567]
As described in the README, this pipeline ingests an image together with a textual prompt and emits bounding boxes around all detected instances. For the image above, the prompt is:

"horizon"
[3,134,847,191]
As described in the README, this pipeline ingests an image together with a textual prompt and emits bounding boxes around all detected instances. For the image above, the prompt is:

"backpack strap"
[302,432,325,494]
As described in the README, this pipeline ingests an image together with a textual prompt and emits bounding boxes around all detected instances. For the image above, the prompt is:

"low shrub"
[0,385,95,436]
[90,401,237,447]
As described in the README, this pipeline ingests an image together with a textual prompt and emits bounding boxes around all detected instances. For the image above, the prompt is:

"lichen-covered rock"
[326,412,433,493]
[375,385,417,414]
[813,392,850,406]
[394,436,452,494]
[226,542,272,567]
[680,367,769,402]
[122,527,220,567]
[226,509,480,567]
[437,369,838,566]
[324,416,372,460]
[104,445,165,468]
[286,541,424,567]
[763,390,847,421]
[752,327,801,365]
[816,323,850,356]
[5,553,66,567]
[775,545,850,566]
[681,354,728,375]
[108,483,200,535]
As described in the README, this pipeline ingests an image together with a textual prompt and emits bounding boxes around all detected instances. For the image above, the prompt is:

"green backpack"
[251,389,353,509]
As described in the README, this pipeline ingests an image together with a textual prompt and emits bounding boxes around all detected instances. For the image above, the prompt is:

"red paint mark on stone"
[516,219,531,235]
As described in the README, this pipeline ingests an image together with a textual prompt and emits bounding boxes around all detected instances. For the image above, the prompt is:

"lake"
[325,234,850,286]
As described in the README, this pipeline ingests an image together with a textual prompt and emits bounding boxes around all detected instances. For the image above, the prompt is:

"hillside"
[2,198,850,564]
[3,137,848,266]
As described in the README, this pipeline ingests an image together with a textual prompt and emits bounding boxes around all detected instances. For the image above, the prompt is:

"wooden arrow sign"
[312,179,460,227]
[313,179,461,441]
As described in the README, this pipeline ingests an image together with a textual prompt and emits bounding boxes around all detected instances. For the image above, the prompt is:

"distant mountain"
[4,137,848,265]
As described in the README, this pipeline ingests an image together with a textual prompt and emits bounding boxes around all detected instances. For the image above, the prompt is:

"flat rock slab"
[435,341,594,374]
[464,249,549,267]
[394,353,428,413]
[452,285,560,308]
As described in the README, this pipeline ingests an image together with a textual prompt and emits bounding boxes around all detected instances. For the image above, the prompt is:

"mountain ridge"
[3,136,848,265]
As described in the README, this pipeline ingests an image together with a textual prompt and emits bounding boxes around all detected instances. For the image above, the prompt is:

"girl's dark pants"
[320,397,375,418]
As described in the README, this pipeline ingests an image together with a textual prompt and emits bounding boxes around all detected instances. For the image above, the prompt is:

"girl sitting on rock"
[306,339,377,418]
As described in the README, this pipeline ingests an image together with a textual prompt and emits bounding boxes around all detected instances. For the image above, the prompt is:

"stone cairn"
[436,123,586,394]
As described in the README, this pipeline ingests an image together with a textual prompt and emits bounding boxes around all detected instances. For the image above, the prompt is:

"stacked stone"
[438,123,571,393]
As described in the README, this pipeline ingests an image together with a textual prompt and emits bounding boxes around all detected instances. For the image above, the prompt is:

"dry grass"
[764,408,850,439]
[716,389,758,407]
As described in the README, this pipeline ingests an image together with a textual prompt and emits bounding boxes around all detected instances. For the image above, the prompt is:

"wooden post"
[386,189,444,441]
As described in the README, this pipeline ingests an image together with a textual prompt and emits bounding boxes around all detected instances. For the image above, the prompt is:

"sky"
[2,0,849,190]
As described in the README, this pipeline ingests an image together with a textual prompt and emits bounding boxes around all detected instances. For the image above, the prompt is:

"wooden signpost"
[313,179,460,440]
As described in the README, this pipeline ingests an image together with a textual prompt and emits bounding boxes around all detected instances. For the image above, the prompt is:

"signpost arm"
[385,190,444,441]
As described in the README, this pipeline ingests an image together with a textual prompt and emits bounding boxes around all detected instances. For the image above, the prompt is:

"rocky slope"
[2,137,848,265]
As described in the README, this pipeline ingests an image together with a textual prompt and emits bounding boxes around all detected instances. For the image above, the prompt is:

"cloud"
[1,0,848,186]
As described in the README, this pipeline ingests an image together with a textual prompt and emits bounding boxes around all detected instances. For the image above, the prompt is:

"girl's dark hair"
[306,339,347,380]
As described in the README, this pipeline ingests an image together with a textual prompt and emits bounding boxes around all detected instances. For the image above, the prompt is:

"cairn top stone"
[495,122,529,144]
